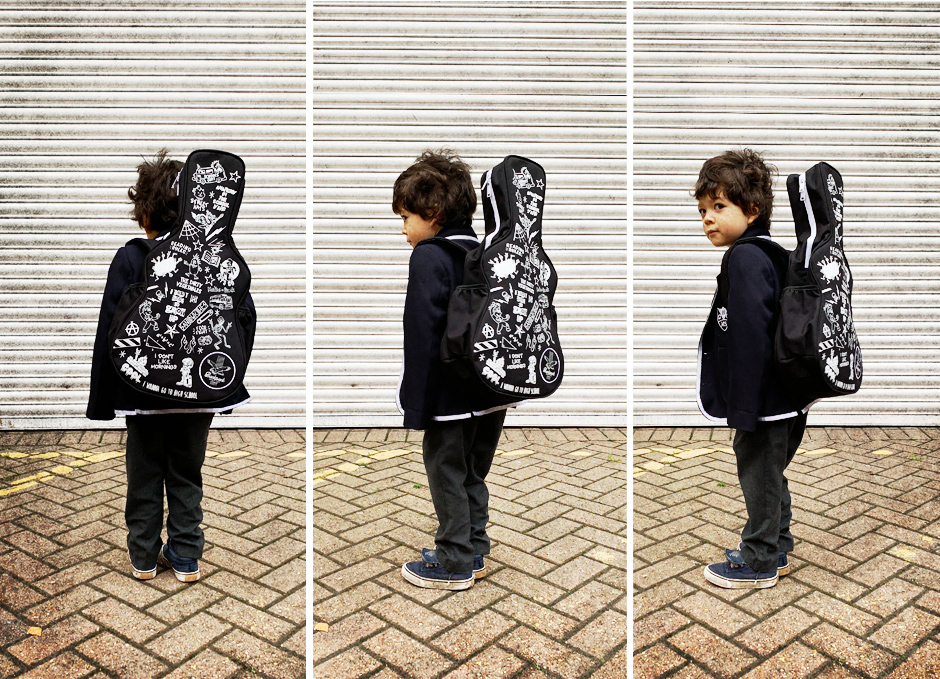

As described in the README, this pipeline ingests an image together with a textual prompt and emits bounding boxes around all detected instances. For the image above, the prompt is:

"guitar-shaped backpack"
[109,149,253,403]
[441,155,564,403]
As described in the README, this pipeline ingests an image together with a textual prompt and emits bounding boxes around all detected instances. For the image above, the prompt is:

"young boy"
[393,150,510,590]
[695,149,811,589]
[87,150,254,583]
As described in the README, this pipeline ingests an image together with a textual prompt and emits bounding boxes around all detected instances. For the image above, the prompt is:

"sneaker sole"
[157,552,200,583]
[473,566,487,579]
[128,550,156,580]
[778,563,791,577]
[703,566,777,589]
[401,564,473,591]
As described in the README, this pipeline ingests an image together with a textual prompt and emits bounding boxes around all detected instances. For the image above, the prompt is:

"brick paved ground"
[0,429,305,679]
[310,428,628,679]
[633,426,940,679]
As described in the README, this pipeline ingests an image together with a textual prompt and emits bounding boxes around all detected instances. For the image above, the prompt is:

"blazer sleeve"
[726,244,779,432]
[86,247,134,420]
[399,245,452,430]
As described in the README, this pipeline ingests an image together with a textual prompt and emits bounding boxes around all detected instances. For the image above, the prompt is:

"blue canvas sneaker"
[157,542,200,583]
[422,548,487,579]
[705,554,777,589]
[402,559,473,591]
[726,547,790,576]
[128,550,156,580]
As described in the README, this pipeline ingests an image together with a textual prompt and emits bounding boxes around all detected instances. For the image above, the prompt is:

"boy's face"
[399,208,441,248]
[698,191,758,248]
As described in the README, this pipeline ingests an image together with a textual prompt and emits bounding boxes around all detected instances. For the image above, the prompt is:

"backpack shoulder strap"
[720,237,788,276]
[718,237,789,303]
[419,236,478,257]
[124,236,159,253]
[122,237,159,281]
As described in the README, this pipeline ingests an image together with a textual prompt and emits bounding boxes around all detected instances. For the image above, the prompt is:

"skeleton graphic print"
[109,150,251,402]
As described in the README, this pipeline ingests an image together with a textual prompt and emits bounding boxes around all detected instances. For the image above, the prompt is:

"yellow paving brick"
[498,448,536,457]
[0,481,38,496]
[85,451,125,463]
[10,471,52,485]
[804,447,836,456]
[49,465,76,475]
[370,449,412,460]
[587,547,618,565]
[890,546,918,562]
[674,448,715,460]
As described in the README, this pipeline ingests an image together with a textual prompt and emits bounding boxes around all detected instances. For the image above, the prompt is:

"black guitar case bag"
[442,155,563,403]
[109,149,252,403]
[778,162,862,401]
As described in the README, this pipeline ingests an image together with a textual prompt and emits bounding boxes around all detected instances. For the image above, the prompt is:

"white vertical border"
[626,0,635,675]
[305,0,314,669]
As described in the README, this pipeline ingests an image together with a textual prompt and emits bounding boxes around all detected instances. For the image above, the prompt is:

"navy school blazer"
[697,226,810,432]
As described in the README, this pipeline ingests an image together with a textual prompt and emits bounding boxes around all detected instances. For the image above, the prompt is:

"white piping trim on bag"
[798,172,815,269]
[116,396,251,417]
[482,169,499,250]
[432,401,517,422]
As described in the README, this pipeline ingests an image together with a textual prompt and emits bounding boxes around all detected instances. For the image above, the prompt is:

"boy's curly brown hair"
[392,150,476,231]
[693,149,777,230]
[128,149,183,232]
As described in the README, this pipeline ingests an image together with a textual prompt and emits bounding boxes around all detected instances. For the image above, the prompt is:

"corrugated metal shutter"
[313,3,628,427]
[635,3,940,426]
[0,5,305,429]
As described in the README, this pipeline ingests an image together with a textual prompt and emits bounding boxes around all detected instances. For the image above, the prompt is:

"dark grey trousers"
[733,412,807,573]
[125,413,213,565]
[422,410,506,574]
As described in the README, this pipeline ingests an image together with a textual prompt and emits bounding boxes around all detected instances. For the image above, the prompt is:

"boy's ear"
[746,205,760,225]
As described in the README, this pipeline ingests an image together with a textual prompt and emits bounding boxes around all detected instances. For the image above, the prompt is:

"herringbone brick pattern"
[0,428,305,679]
[633,426,940,679]
[310,428,628,679]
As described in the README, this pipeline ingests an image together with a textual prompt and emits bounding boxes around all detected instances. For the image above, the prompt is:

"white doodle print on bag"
[199,352,235,390]
[218,259,239,287]
[813,172,859,391]
[539,348,560,383]
[477,170,556,394]
[177,357,194,388]
[193,160,228,185]
[107,151,249,403]
[818,256,840,284]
